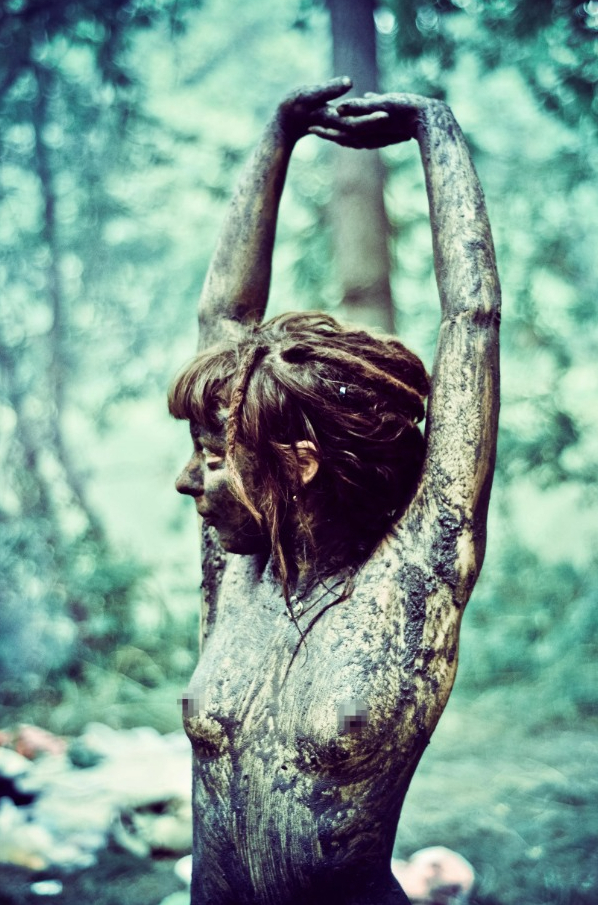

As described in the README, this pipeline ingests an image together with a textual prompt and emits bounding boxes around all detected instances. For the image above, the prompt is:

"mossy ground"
[0,849,181,905]
[396,696,598,905]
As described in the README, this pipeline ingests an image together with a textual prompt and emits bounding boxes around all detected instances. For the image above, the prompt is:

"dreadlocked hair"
[168,311,429,605]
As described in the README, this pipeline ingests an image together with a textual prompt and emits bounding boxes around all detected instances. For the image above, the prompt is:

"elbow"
[442,299,501,333]
[472,305,501,330]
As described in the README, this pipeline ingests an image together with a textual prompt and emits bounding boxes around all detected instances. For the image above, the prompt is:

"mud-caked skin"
[175,79,500,905]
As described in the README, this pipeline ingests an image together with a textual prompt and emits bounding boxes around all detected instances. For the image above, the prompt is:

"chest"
[183,548,461,774]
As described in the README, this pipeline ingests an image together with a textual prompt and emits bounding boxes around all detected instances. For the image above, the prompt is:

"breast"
[280,564,454,786]
[181,690,231,758]
[292,696,382,780]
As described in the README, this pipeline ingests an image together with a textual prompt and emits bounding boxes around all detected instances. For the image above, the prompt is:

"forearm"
[197,115,293,349]
[416,102,500,324]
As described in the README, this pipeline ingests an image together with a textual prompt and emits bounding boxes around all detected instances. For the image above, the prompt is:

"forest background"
[0,1,597,903]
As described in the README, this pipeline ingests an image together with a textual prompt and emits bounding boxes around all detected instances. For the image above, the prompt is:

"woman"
[170,78,500,905]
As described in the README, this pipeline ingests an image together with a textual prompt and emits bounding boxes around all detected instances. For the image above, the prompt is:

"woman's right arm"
[196,79,354,351]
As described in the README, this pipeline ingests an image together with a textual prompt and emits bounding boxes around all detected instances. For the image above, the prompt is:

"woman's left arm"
[311,95,501,591]
[411,98,500,575]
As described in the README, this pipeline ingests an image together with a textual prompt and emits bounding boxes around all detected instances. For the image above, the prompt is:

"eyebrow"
[190,423,225,450]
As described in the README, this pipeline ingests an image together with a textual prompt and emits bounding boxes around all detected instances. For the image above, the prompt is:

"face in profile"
[175,421,269,555]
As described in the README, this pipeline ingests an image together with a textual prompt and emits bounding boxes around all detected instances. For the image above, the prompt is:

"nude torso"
[183,491,472,905]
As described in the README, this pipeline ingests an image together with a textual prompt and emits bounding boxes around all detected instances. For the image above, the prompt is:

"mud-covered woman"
[169,78,500,905]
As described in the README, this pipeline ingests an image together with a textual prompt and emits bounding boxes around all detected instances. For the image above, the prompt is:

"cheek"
[206,474,247,519]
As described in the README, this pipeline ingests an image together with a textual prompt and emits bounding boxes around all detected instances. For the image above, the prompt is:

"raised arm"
[310,93,500,576]
[196,79,354,350]
[414,99,500,542]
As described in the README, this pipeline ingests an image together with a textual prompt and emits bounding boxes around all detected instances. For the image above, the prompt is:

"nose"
[175,461,204,497]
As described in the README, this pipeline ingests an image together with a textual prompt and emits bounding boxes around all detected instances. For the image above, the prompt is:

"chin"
[217,530,269,556]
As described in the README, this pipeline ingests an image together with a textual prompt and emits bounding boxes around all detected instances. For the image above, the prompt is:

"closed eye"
[204,450,225,470]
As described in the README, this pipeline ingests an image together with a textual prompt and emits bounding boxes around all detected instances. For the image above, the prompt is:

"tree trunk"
[32,63,105,541]
[325,0,395,333]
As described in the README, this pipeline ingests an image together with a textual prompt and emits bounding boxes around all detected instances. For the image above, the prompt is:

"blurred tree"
[325,0,395,330]
[0,0,596,739]
[0,0,192,696]
[387,0,598,125]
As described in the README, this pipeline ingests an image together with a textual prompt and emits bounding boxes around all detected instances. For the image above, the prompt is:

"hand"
[276,77,355,144]
[308,92,442,149]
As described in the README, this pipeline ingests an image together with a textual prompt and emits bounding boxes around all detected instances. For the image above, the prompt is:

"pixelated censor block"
[337,699,369,733]
[179,691,205,718]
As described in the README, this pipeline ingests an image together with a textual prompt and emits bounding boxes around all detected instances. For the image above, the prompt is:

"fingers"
[308,126,342,140]
[336,97,381,116]
[308,115,390,149]
[311,108,389,128]
[316,75,353,101]
[343,111,390,125]
[337,92,425,114]
[292,76,353,108]
[308,126,366,148]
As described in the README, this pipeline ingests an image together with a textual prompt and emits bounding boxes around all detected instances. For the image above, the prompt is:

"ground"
[397,697,598,905]
[0,849,181,905]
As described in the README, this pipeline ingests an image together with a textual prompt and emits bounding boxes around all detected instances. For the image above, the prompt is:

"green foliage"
[384,0,598,126]
[1,0,596,743]
[0,0,201,708]
[459,538,598,724]
[0,2,596,900]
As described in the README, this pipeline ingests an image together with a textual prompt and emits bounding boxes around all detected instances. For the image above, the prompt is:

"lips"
[195,504,213,523]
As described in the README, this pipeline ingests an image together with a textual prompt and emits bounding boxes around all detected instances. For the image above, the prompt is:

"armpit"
[397,489,480,607]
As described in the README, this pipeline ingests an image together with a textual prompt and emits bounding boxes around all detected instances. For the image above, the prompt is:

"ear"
[294,440,320,486]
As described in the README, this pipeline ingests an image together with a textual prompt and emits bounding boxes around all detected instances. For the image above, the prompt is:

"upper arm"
[407,302,500,599]
[199,522,227,648]
[422,299,500,531]
[194,122,295,354]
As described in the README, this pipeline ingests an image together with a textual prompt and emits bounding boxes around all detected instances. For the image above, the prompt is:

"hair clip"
[339,385,348,399]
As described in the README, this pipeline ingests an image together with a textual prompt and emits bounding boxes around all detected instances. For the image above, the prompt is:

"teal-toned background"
[1,2,596,902]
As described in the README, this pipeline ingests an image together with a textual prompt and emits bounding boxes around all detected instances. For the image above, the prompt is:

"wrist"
[274,107,306,149]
